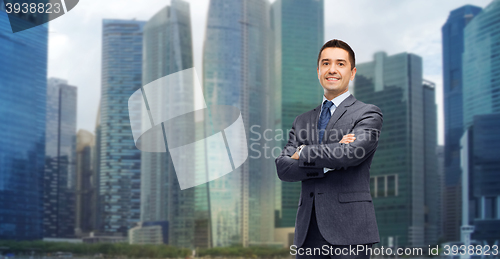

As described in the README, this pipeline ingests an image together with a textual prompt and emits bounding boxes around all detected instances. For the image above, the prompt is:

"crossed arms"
[275,105,383,182]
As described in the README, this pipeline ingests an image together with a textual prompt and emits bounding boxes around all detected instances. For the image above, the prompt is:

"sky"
[47,0,493,145]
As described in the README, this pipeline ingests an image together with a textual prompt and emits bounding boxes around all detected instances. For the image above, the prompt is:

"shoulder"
[346,99,383,127]
[352,99,382,116]
[293,105,320,123]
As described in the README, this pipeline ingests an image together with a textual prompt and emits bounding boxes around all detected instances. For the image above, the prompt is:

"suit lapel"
[322,94,357,143]
[311,104,322,144]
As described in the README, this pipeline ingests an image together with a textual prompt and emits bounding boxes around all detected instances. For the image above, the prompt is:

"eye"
[323,62,329,66]
[339,63,345,67]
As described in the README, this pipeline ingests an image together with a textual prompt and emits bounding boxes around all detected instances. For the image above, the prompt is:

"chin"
[324,82,339,88]
[324,86,339,92]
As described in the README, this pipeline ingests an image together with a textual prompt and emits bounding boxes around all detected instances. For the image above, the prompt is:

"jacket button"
[310,192,314,197]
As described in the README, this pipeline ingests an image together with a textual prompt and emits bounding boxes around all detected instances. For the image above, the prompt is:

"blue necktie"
[318,101,334,144]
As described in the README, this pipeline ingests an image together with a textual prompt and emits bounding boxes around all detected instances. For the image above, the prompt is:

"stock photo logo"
[2,0,78,33]
[128,68,249,190]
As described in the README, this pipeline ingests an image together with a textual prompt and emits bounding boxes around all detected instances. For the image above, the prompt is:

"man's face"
[317,47,356,99]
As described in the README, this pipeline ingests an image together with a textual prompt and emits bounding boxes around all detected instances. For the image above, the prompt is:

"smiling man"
[275,39,383,259]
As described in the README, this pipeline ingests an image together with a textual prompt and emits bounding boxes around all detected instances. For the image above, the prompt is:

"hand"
[291,152,299,160]
[339,133,355,144]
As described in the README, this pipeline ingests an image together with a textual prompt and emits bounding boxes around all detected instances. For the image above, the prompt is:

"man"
[275,39,383,259]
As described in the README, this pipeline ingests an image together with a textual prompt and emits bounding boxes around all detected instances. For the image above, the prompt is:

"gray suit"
[275,94,383,248]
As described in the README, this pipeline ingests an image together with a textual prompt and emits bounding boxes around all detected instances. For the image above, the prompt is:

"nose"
[328,64,337,74]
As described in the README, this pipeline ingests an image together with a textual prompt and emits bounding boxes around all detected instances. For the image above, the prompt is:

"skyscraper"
[423,80,440,245]
[441,4,482,242]
[193,118,211,248]
[44,78,77,238]
[99,19,145,236]
[93,105,102,235]
[436,145,445,240]
[203,0,274,247]
[140,0,195,248]
[354,52,437,247]
[0,2,48,240]
[462,0,500,128]
[75,129,95,237]
[461,0,500,244]
[271,0,324,237]
[461,114,500,245]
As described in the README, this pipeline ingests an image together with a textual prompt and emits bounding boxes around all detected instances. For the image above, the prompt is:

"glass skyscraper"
[44,78,77,238]
[141,0,195,248]
[461,0,500,245]
[442,4,482,186]
[441,5,482,242]
[423,80,440,246]
[93,106,102,235]
[99,19,145,236]
[193,118,210,248]
[463,0,500,128]
[271,0,324,233]
[0,2,48,240]
[75,129,95,236]
[354,52,438,247]
[203,0,274,247]
[461,114,500,245]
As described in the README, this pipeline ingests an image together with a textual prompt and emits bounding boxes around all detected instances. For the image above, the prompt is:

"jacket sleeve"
[275,116,326,182]
[298,105,383,170]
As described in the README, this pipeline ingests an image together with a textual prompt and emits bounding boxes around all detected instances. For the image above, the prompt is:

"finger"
[340,138,356,143]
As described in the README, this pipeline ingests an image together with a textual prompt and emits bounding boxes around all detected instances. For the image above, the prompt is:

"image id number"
[443,245,498,256]
[5,2,61,14]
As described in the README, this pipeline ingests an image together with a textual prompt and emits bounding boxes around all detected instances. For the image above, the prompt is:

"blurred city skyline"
[48,0,492,145]
[1,0,499,249]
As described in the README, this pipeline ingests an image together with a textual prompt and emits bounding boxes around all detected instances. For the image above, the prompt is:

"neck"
[324,89,348,101]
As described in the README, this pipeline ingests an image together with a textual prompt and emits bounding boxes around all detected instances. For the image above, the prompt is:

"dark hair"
[317,39,355,70]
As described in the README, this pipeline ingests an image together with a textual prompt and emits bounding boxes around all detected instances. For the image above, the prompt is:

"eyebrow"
[321,58,347,63]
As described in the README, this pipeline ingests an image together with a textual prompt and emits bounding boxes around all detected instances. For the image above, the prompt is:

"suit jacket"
[275,94,383,247]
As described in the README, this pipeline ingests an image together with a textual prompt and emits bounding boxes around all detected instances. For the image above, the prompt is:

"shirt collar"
[322,90,351,108]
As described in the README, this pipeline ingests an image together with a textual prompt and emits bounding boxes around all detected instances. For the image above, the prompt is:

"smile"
[326,77,340,81]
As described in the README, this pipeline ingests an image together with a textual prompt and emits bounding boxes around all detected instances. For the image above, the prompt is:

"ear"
[350,67,357,81]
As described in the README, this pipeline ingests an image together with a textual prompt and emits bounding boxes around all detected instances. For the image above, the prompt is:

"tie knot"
[323,100,334,109]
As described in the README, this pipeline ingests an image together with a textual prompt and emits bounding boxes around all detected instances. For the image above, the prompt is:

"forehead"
[320,47,350,62]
